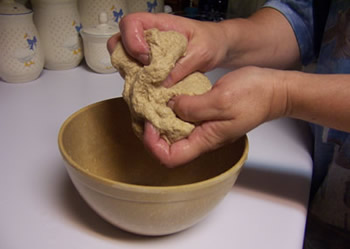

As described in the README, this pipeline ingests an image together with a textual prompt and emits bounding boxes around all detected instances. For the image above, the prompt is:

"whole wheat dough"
[111,28,212,143]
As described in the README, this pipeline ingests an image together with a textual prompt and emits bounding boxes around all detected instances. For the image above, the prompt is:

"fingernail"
[138,54,149,65]
[163,75,173,88]
[168,99,175,109]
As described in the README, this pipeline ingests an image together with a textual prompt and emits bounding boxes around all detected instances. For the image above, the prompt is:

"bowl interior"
[59,98,247,187]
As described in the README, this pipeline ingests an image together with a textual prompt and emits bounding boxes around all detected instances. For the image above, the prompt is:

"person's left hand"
[107,12,230,87]
[143,66,289,167]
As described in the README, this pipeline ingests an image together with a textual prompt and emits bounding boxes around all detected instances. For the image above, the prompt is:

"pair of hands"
[107,13,286,167]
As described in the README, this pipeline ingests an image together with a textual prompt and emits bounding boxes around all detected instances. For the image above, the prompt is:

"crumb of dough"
[111,28,212,143]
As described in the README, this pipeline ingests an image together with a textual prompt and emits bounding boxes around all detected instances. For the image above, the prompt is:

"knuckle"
[194,46,212,69]
[198,123,224,150]
[120,13,137,26]
[214,89,233,113]
[119,15,129,29]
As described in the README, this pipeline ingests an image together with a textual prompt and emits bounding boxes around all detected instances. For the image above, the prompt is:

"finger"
[119,14,151,65]
[143,121,170,161]
[144,122,222,167]
[169,87,230,123]
[120,13,188,65]
[107,33,121,54]
[120,13,198,82]
[162,36,210,87]
[162,53,202,87]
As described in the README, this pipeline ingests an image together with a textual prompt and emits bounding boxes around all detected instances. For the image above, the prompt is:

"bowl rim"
[58,98,249,193]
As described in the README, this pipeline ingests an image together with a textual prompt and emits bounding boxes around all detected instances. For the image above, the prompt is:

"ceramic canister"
[80,12,119,74]
[31,0,83,70]
[127,0,164,13]
[0,0,44,83]
[78,0,128,29]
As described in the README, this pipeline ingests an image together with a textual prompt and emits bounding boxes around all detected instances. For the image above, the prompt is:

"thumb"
[163,50,205,88]
[169,87,228,123]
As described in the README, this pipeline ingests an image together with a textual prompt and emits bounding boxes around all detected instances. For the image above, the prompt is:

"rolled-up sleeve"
[263,0,314,65]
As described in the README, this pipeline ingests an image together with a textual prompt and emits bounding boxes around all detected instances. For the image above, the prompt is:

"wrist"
[217,18,245,68]
[266,68,293,121]
[217,8,300,69]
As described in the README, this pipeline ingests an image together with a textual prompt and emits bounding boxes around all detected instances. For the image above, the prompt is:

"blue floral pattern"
[147,0,158,12]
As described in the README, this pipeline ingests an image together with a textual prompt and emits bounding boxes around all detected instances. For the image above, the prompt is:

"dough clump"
[111,28,212,143]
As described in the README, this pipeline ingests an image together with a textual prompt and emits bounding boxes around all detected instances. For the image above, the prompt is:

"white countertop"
[0,65,313,249]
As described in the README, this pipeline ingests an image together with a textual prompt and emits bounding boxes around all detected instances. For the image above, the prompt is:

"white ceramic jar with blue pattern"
[0,0,44,83]
[31,0,83,70]
[127,0,164,13]
[80,12,119,74]
[78,0,128,29]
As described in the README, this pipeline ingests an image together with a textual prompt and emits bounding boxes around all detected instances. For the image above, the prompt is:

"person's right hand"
[143,66,289,167]
[107,12,229,86]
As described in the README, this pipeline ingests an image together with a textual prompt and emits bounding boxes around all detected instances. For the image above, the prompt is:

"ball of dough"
[111,28,212,143]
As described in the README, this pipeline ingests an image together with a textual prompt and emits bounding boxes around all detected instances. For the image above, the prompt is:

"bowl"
[58,97,248,236]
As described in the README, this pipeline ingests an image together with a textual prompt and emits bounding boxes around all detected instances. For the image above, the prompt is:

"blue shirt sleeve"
[263,0,315,65]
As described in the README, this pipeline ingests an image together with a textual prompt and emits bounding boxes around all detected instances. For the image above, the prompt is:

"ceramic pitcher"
[0,0,44,83]
[78,0,128,29]
[31,0,83,70]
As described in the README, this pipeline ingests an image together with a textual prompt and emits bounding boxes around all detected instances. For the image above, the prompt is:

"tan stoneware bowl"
[58,97,249,236]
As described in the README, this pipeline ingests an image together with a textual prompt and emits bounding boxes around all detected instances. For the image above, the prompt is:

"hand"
[143,66,288,167]
[107,12,228,86]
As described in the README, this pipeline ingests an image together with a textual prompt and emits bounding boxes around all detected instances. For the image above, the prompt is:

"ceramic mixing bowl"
[58,97,248,236]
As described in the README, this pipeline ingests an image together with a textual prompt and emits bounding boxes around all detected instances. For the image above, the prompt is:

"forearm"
[218,8,301,69]
[283,71,350,132]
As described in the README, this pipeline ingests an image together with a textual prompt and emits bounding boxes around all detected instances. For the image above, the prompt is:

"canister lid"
[0,0,32,15]
[81,12,119,36]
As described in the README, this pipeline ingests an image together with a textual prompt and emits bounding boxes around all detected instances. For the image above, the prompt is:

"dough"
[111,28,212,143]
